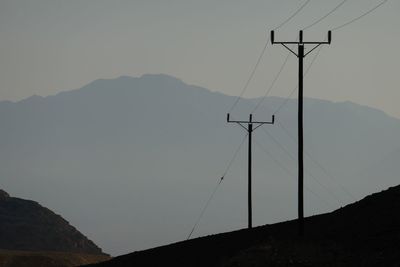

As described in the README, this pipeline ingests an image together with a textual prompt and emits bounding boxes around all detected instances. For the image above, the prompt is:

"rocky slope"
[84,184,400,267]
[0,189,104,255]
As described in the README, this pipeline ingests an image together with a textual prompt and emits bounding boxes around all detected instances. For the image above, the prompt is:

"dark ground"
[84,185,400,267]
[0,249,110,267]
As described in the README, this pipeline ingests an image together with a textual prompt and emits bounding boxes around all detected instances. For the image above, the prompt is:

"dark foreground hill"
[84,185,400,267]
[0,189,109,266]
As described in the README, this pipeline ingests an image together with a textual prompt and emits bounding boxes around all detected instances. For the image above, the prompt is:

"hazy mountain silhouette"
[2,74,400,255]
[83,184,400,267]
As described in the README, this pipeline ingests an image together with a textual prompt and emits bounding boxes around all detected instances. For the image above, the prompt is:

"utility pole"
[227,113,274,229]
[270,30,331,236]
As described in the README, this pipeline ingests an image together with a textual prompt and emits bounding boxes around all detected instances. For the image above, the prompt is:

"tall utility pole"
[270,30,331,236]
[227,113,274,229]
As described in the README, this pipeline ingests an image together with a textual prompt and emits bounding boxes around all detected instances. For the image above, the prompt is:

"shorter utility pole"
[271,30,331,236]
[227,113,274,229]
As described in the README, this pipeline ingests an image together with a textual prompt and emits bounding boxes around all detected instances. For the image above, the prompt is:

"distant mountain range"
[83,184,400,267]
[1,74,400,255]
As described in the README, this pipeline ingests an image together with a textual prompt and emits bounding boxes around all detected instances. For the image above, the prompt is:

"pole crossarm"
[227,113,275,127]
[271,30,331,58]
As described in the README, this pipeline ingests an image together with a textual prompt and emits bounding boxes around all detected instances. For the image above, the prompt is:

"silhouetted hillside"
[0,189,104,255]
[84,184,400,267]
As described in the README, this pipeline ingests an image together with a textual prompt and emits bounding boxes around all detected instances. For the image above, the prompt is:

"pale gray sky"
[1,0,399,116]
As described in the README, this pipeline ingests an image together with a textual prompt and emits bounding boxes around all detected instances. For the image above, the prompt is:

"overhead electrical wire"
[222,0,390,220]
[252,0,390,210]
[250,0,349,114]
[253,0,389,116]
[274,0,390,114]
[221,133,249,179]
[186,178,221,240]
[251,50,292,114]
[259,127,345,206]
[302,0,349,31]
[228,0,312,113]
[276,121,357,202]
[260,1,391,204]
[186,133,248,240]
[273,0,312,31]
[228,41,269,113]
[187,0,390,240]
[332,0,389,31]
[253,138,335,210]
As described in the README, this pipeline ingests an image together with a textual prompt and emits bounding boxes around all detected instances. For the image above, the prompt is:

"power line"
[252,0,389,223]
[273,0,312,31]
[228,40,270,113]
[250,35,301,114]
[186,178,222,240]
[253,138,335,210]
[251,50,291,113]
[260,1,389,216]
[264,0,389,116]
[188,0,388,242]
[259,126,344,206]
[231,0,389,114]
[332,0,389,31]
[228,0,312,113]
[222,133,249,178]
[250,0,347,114]
[303,0,349,31]
[276,120,356,202]
[186,133,248,240]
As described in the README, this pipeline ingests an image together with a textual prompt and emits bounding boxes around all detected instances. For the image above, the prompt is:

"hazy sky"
[1,0,399,117]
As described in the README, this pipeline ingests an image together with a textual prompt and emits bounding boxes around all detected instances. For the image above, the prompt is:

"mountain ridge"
[1,74,394,121]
